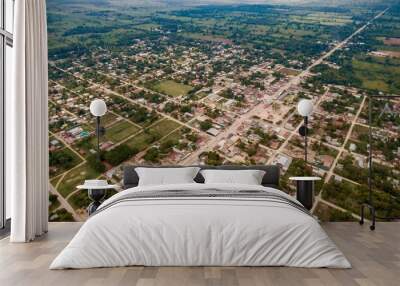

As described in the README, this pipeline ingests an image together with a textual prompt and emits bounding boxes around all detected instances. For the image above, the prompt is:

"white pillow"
[200,169,266,185]
[135,167,201,186]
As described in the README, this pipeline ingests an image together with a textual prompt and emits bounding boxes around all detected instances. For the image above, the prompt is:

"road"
[266,90,328,165]
[311,95,367,214]
[276,8,389,100]
[182,7,388,164]
[49,130,86,162]
[51,65,209,137]
[324,96,367,184]
[49,184,82,221]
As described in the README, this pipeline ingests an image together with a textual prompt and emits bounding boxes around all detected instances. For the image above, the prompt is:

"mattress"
[50,183,351,269]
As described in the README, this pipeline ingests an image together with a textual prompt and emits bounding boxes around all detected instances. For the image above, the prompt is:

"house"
[274,154,292,172]
[206,127,220,136]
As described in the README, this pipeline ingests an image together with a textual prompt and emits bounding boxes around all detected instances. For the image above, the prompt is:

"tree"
[49,194,58,204]
[185,132,198,142]
[200,119,213,131]
[50,149,75,169]
[104,145,138,166]
[204,151,223,166]
[87,154,106,173]
[160,140,176,154]
[144,147,160,163]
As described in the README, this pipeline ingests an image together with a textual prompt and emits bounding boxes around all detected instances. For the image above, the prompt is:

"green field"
[159,129,182,145]
[98,112,118,127]
[323,179,400,219]
[68,188,117,210]
[68,190,91,210]
[124,119,182,150]
[125,132,155,151]
[148,119,182,138]
[57,163,101,198]
[352,58,400,93]
[135,23,161,31]
[182,33,233,44]
[290,13,352,26]
[105,120,141,143]
[50,176,61,188]
[151,80,193,97]
[314,202,356,222]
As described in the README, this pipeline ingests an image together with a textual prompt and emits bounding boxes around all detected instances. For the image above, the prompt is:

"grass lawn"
[362,80,390,92]
[290,13,352,26]
[152,80,193,97]
[314,202,356,222]
[125,132,155,151]
[105,120,141,143]
[50,176,61,188]
[68,188,118,210]
[124,119,182,151]
[101,113,119,127]
[182,33,233,44]
[196,92,209,99]
[322,179,400,219]
[148,119,182,138]
[352,58,400,93]
[57,163,101,198]
[68,190,91,210]
[89,113,119,130]
[279,67,301,76]
[159,129,182,144]
[135,23,160,31]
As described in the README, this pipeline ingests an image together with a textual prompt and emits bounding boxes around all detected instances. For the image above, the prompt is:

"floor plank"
[0,222,398,286]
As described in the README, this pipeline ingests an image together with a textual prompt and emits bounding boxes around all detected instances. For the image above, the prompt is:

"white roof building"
[206,128,220,137]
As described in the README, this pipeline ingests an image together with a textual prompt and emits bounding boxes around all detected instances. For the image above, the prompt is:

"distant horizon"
[49,0,397,10]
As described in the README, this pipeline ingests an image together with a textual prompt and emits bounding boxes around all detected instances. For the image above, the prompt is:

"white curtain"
[8,0,49,242]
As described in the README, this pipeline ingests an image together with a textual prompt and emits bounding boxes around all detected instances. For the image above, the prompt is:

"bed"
[50,165,351,269]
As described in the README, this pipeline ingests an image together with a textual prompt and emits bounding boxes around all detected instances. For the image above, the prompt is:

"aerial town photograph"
[46,0,400,222]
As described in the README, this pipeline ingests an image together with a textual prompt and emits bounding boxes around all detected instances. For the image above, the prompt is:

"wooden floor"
[0,222,398,286]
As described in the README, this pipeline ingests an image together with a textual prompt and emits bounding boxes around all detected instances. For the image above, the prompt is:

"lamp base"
[360,203,376,231]
[87,189,107,215]
[296,180,315,210]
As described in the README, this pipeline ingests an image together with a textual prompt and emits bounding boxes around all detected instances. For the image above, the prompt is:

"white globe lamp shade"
[90,99,107,117]
[297,99,314,117]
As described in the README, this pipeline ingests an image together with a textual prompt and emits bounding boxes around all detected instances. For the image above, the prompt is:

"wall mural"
[47,1,400,222]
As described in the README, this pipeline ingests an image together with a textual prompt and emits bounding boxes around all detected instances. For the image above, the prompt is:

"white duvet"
[50,183,351,269]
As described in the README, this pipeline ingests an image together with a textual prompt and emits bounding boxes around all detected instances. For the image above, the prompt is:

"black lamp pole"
[368,97,373,207]
[96,116,101,162]
[360,95,376,230]
[304,116,308,165]
[298,116,309,172]
[90,99,107,162]
[360,94,400,231]
[297,99,313,171]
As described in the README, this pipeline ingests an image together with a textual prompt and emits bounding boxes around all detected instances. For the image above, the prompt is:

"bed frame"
[123,165,280,189]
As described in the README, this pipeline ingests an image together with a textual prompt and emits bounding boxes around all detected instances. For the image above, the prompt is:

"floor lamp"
[360,94,400,231]
[90,99,107,161]
[297,99,314,166]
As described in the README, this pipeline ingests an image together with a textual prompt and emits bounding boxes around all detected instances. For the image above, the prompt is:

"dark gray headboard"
[123,165,280,189]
